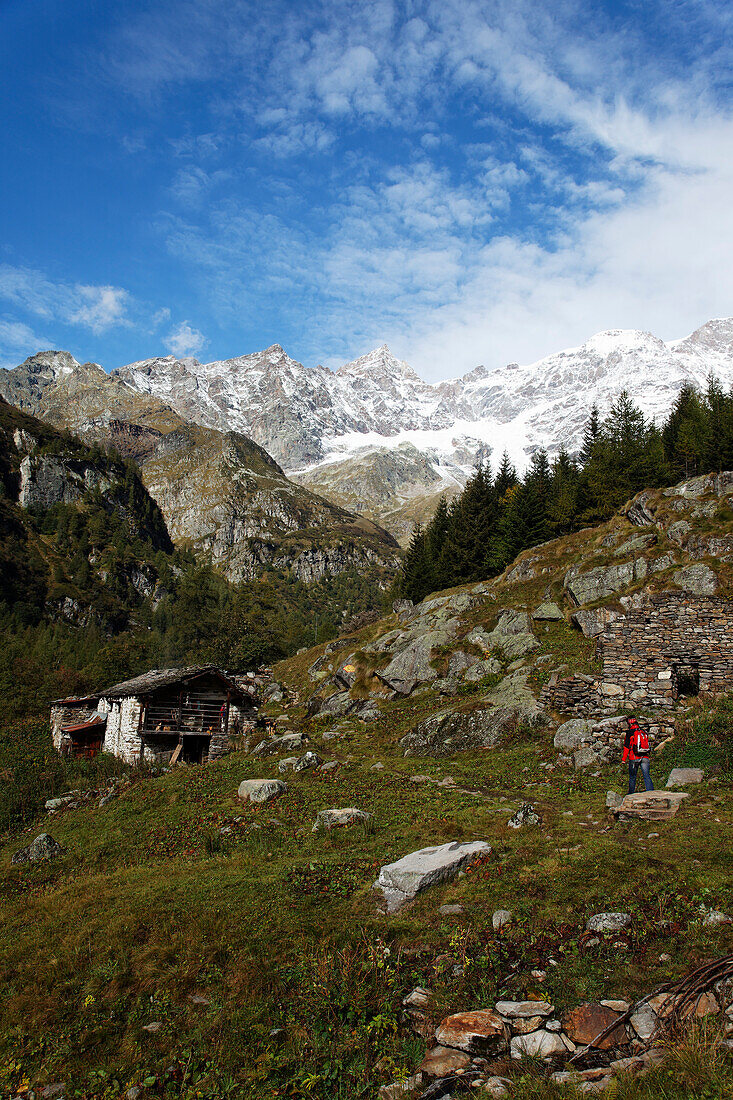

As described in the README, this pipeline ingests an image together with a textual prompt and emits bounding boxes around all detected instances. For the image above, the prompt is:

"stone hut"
[599,591,733,708]
[51,666,258,764]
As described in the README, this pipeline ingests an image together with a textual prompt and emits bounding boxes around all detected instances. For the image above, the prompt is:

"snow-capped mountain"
[4,318,733,543]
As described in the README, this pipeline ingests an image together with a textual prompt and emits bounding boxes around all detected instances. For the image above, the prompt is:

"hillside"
[0,352,400,582]
[1,471,732,1098]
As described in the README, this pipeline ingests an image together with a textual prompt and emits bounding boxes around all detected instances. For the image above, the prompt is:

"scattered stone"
[482,1078,511,1099]
[492,909,513,931]
[126,1088,142,1100]
[508,802,540,829]
[142,1021,163,1032]
[532,602,564,621]
[510,1029,570,1059]
[11,833,62,865]
[699,906,732,927]
[418,1045,472,1078]
[277,756,298,773]
[435,1009,508,1055]
[237,779,287,804]
[41,1085,67,1100]
[371,762,385,771]
[293,751,321,771]
[45,795,74,811]
[563,1003,627,1049]
[252,732,306,756]
[601,1000,630,1013]
[374,841,491,912]
[438,904,464,916]
[605,791,622,809]
[586,912,631,934]
[403,987,433,1015]
[495,1000,554,1018]
[320,760,338,773]
[666,768,704,787]
[312,807,371,833]
[188,993,210,1006]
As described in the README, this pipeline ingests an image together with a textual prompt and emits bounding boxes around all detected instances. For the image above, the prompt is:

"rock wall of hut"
[99,697,143,763]
[50,701,100,752]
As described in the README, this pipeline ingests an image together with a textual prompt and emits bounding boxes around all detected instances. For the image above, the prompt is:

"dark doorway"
[674,663,700,698]
[181,735,211,764]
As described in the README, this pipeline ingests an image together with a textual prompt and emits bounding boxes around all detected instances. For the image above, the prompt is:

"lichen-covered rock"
[532,602,564,621]
[571,607,620,638]
[586,912,631,934]
[400,681,540,757]
[377,631,450,690]
[464,658,502,682]
[666,768,704,787]
[374,840,491,912]
[672,563,717,595]
[564,559,648,606]
[553,719,593,751]
[508,803,540,828]
[11,833,62,865]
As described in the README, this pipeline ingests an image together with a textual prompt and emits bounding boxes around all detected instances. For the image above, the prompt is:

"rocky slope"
[277,469,733,766]
[0,352,400,582]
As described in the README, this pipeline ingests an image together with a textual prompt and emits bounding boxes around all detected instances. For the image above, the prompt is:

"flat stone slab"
[435,1009,508,1055]
[666,768,704,787]
[374,840,491,912]
[237,779,287,804]
[511,1029,571,1059]
[532,601,564,621]
[495,1000,554,1018]
[586,912,631,934]
[613,790,689,821]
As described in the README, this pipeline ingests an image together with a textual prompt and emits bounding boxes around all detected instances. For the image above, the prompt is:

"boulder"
[571,607,620,638]
[374,840,491,912]
[252,732,307,756]
[564,559,647,606]
[435,1009,508,1055]
[316,691,355,717]
[554,719,593,751]
[447,650,479,676]
[237,779,287,804]
[464,658,502,682]
[614,533,657,557]
[613,790,689,821]
[673,563,717,595]
[563,1003,627,1049]
[278,756,299,773]
[495,1000,554,1018]
[12,833,62,865]
[312,807,371,833]
[532,602,564,621]
[377,631,449,690]
[666,768,704,788]
[510,1030,570,1059]
[586,912,631,934]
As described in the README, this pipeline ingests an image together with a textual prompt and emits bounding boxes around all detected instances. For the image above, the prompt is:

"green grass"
[1,697,732,1098]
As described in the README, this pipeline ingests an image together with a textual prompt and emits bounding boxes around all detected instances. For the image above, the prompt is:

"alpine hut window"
[673,663,700,698]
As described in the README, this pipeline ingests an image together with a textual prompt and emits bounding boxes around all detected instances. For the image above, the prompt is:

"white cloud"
[165,321,207,358]
[0,318,50,368]
[0,265,131,334]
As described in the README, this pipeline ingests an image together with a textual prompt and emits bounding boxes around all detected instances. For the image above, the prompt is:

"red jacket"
[622,722,650,762]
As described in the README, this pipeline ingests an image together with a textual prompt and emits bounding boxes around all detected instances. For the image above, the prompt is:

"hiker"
[622,716,654,793]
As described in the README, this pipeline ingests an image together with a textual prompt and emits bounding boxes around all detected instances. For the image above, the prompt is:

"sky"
[1,0,732,380]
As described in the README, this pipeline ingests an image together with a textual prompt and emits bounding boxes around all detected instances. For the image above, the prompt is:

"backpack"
[634,727,650,755]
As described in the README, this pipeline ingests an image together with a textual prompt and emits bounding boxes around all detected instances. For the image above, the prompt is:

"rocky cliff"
[0,353,400,583]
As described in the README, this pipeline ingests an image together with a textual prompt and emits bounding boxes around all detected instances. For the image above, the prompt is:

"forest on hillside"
[395,377,733,603]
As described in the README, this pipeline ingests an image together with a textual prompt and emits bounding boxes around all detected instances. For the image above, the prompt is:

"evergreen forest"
[395,377,733,603]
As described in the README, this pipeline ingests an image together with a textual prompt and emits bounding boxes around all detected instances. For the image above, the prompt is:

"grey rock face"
[252,732,306,756]
[672,563,718,595]
[374,840,491,912]
[565,560,648,606]
[237,779,287,803]
[378,631,449,690]
[464,658,502,682]
[613,533,657,557]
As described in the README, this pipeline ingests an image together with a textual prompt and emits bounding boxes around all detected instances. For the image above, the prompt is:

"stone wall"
[600,591,733,709]
[50,701,100,752]
[99,697,142,763]
[554,714,676,768]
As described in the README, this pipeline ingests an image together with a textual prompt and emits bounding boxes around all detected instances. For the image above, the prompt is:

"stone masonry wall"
[600,592,733,709]
[50,702,100,752]
[100,696,142,763]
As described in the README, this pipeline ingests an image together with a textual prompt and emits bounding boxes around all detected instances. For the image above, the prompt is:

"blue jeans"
[628,758,653,793]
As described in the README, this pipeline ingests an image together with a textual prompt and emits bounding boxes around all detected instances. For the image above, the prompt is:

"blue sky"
[1,0,732,379]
